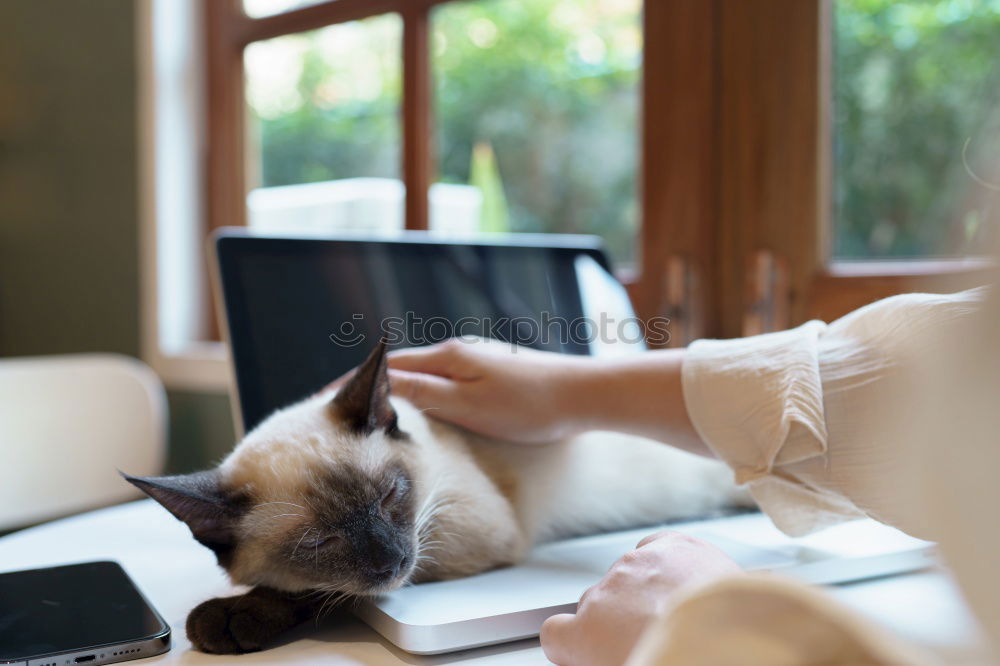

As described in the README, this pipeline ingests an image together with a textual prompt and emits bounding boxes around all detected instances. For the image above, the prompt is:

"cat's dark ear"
[121,470,243,561]
[331,338,401,437]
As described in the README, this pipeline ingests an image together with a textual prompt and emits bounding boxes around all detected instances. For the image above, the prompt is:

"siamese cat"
[125,340,750,654]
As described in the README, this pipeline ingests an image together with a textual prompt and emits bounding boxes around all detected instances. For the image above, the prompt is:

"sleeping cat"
[125,340,750,654]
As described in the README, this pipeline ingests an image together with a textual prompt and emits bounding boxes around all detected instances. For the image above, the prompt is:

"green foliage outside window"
[834,0,1000,258]
[247,1,640,265]
[246,0,1000,266]
[432,0,640,263]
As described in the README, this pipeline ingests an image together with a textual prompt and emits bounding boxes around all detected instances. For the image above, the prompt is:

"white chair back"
[0,354,166,531]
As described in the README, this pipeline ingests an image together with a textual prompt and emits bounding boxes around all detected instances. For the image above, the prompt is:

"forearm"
[387,338,712,450]
[561,349,712,457]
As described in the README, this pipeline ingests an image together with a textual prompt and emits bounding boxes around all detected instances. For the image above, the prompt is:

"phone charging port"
[75,656,96,663]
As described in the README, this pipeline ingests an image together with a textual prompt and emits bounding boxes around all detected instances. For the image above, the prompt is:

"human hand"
[386,337,596,443]
[540,531,742,666]
[328,336,709,455]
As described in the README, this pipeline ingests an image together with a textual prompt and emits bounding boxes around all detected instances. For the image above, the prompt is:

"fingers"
[388,369,461,413]
[318,343,457,399]
[320,341,461,397]
[576,582,598,609]
[539,613,576,666]
[387,340,466,377]
[635,529,677,550]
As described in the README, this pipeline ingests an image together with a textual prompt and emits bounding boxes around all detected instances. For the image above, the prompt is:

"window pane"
[244,14,403,234]
[833,0,1000,259]
[243,0,327,19]
[433,0,641,267]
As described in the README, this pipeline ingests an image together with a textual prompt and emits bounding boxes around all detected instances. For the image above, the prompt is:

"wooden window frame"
[203,0,990,350]
[716,0,991,336]
[204,0,719,346]
[205,0,440,236]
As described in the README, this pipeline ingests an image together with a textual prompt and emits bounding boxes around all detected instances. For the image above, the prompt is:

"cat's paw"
[185,593,296,654]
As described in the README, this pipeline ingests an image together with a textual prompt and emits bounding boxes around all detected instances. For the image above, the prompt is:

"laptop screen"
[215,233,637,433]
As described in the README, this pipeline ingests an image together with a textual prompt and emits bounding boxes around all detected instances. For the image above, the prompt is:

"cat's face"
[125,341,424,596]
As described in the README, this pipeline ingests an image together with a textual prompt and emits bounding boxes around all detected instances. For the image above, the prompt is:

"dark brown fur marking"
[185,587,323,654]
[330,338,406,439]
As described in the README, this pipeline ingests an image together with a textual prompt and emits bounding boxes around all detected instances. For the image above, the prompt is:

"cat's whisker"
[428,530,460,541]
[419,490,448,513]
[413,493,453,540]
[416,532,448,547]
[416,498,447,522]
[410,558,435,577]
[255,501,308,511]
[296,587,326,601]
[316,593,335,620]
[314,587,353,623]
[310,583,343,597]
[414,534,451,569]
[292,526,314,558]
[413,481,446,526]
[313,596,332,624]
[417,540,446,550]
[417,520,455,547]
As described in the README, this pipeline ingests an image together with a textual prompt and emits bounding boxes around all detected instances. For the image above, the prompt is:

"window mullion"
[402,2,432,231]
[636,0,719,346]
[205,0,246,231]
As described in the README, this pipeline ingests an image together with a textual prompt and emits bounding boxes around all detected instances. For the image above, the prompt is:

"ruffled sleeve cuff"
[682,320,830,485]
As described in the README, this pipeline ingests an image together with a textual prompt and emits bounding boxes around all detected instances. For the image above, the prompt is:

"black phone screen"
[0,561,169,662]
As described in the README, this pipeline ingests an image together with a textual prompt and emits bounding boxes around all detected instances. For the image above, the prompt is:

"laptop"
[211,229,934,655]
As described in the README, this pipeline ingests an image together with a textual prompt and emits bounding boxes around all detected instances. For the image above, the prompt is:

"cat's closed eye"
[300,531,341,551]
[381,477,408,510]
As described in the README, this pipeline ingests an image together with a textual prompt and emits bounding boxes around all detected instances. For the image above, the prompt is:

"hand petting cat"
[386,337,593,443]
[387,337,711,457]
[126,339,747,655]
[540,530,742,666]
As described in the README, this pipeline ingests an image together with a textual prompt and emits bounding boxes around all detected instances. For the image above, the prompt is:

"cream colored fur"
[217,388,750,590]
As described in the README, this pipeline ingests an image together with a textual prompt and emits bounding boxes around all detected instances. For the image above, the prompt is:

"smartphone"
[0,561,170,666]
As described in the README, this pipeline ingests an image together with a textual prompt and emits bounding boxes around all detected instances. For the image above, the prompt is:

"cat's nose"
[372,559,402,577]
[369,546,406,579]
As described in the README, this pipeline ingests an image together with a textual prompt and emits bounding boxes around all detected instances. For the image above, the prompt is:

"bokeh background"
[1,0,998,474]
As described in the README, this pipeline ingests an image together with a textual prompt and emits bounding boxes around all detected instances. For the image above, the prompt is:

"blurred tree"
[246,0,1000,264]
[247,0,640,264]
[246,14,402,185]
[432,0,640,263]
[834,0,1000,258]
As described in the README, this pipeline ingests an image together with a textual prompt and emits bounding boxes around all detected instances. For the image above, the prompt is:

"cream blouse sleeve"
[681,287,986,537]
[628,287,992,666]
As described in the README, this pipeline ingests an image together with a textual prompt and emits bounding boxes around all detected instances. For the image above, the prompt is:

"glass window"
[432,0,642,266]
[833,0,1000,259]
[243,14,403,234]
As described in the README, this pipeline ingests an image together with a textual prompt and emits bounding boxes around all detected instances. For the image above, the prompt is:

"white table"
[0,501,990,665]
